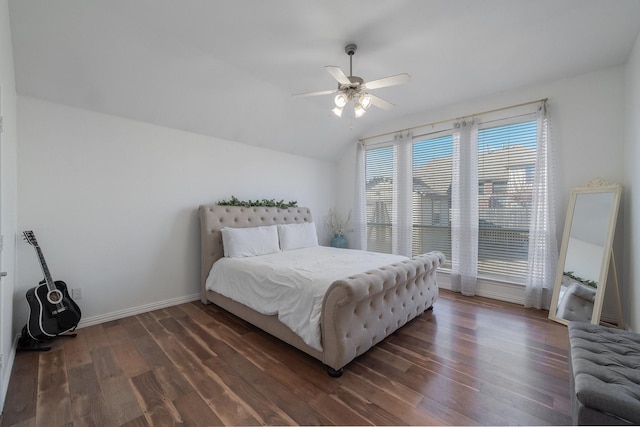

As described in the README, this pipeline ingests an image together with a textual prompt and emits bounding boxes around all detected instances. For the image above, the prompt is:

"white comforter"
[205,246,407,351]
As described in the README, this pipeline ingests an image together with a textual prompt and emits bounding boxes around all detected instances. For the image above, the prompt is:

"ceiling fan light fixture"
[334,93,348,108]
[359,94,372,110]
[293,43,410,119]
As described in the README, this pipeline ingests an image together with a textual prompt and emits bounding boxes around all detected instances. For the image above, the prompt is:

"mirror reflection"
[549,179,621,326]
[556,192,613,322]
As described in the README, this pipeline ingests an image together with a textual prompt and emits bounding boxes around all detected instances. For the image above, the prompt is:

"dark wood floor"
[1,289,571,426]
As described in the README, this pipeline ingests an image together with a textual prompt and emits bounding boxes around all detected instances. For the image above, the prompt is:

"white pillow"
[277,222,319,251]
[221,225,281,258]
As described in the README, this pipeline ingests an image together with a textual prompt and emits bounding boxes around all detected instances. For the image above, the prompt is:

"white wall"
[337,65,627,306]
[15,96,336,333]
[624,31,640,331]
[0,0,18,413]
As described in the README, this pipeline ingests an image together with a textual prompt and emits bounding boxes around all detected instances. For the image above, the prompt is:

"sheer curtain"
[353,141,367,250]
[451,120,479,296]
[525,101,557,309]
[393,132,413,257]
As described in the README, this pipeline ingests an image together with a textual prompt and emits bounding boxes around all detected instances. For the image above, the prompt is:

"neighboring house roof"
[368,144,537,195]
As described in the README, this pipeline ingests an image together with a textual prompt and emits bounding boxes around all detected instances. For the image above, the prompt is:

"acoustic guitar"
[23,231,81,341]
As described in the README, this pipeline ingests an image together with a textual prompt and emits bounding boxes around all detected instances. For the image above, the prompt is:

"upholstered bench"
[568,322,640,425]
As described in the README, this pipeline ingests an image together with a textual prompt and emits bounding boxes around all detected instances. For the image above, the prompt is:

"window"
[364,119,538,283]
[477,121,537,281]
[365,146,394,253]
[412,135,453,267]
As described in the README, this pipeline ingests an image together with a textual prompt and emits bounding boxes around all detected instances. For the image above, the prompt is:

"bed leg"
[426,305,434,311]
[327,366,344,378]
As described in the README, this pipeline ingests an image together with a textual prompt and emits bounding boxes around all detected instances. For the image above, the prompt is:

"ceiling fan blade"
[292,89,337,98]
[324,66,351,85]
[364,73,411,90]
[369,94,395,110]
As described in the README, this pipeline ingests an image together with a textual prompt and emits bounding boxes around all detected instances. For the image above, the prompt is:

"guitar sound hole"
[47,290,63,305]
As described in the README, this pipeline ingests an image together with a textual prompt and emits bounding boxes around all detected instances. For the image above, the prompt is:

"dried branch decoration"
[324,208,352,235]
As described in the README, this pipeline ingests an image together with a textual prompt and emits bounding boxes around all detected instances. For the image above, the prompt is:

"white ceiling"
[9,0,640,161]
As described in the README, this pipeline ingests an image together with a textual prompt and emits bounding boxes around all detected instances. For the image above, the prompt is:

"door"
[0,84,7,413]
[0,84,5,408]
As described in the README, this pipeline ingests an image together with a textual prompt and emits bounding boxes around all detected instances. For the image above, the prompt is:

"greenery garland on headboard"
[217,195,298,209]
[564,271,598,289]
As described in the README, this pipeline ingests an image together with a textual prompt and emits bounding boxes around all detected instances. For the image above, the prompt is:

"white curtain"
[525,101,557,309]
[354,141,367,250]
[392,132,413,257]
[451,120,479,296]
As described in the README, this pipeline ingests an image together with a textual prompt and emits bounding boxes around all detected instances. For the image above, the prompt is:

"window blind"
[412,135,453,266]
[365,146,394,253]
[477,120,537,280]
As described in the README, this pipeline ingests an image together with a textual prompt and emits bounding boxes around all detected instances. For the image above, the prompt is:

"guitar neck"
[34,245,56,291]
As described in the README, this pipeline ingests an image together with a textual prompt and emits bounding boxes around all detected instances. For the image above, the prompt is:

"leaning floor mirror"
[549,178,623,327]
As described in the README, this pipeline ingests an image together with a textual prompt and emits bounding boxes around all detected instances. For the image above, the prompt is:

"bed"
[199,205,445,376]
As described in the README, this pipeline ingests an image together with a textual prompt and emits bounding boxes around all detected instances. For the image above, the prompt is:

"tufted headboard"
[198,205,313,292]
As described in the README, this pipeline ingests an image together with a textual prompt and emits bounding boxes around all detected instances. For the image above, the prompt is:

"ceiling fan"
[293,43,410,118]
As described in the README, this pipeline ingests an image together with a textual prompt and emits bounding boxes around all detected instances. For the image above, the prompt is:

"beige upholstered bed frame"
[199,205,444,376]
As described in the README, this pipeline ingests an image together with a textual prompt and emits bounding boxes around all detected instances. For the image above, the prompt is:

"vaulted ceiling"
[9,0,640,161]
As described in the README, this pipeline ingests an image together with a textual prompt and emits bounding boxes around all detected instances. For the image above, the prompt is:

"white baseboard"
[76,293,202,329]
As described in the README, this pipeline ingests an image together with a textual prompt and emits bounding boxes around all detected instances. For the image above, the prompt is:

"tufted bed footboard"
[321,251,444,375]
[199,204,444,376]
